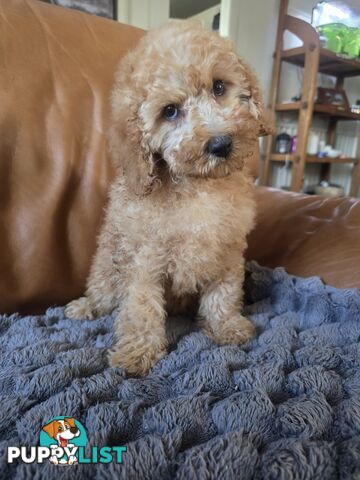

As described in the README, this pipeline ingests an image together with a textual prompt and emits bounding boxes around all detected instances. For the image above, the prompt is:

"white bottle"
[307,131,320,155]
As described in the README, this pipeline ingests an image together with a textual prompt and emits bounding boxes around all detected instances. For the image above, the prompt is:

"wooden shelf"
[307,155,359,164]
[262,3,360,195]
[281,47,360,77]
[270,154,359,164]
[270,154,296,162]
[275,102,360,121]
[314,104,360,121]
[275,102,302,111]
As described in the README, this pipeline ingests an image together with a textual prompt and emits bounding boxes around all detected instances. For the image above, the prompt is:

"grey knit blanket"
[1,262,360,479]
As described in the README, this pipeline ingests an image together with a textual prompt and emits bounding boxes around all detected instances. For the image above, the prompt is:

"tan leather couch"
[1,0,359,314]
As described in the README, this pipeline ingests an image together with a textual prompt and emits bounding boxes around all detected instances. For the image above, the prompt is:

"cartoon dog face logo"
[42,418,81,465]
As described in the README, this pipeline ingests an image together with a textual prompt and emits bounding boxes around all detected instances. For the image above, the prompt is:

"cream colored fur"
[65,21,268,376]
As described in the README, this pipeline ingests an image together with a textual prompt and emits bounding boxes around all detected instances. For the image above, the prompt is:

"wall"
[189,4,221,31]
[226,0,279,101]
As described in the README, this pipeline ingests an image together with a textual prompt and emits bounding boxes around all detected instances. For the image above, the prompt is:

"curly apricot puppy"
[66,21,269,376]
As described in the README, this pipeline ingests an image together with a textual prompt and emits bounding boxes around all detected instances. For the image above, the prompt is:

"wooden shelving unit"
[260,0,360,196]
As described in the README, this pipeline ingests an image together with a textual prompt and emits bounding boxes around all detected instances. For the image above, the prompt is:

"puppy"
[42,418,80,465]
[66,21,269,376]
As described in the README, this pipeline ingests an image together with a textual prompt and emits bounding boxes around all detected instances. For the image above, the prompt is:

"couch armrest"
[247,187,360,290]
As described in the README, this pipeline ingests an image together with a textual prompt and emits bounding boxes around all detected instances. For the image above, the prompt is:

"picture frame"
[315,87,350,111]
[49,0,117,20]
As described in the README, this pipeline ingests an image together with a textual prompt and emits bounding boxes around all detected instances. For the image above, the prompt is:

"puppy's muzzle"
[206,135,233,158]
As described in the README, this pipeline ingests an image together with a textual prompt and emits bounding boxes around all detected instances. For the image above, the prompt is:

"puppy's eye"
[58,426,63,432]
[163,104,179,120]
[213,80,225,96]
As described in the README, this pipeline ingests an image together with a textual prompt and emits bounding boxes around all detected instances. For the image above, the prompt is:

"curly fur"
[65,20,269,376]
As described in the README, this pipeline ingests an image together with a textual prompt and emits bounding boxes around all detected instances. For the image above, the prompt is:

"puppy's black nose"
[206,135,233,158]
[70,427,79,434]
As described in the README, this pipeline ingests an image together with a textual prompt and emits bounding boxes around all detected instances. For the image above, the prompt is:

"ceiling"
[170,0,220,19]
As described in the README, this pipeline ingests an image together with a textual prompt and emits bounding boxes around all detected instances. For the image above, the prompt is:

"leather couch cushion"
[247,187,360,290]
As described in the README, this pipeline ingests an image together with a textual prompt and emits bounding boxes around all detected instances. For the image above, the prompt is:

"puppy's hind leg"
[65,238,122,320]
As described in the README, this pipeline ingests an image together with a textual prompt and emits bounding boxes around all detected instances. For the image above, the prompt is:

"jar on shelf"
[275,133,292,154]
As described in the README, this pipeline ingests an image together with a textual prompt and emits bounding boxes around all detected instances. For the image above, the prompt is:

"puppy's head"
[110,20,270,195]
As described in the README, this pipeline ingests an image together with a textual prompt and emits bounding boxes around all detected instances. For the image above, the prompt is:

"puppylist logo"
[7,417,126,466]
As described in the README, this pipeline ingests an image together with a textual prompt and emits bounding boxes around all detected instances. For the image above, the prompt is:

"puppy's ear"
[249,95,274,137]
[110,125,159,196]
[42,421,57,439]
[242,62,274,137]
[64,418,76,428]
[109,48,160,196]
[254,104,275,137]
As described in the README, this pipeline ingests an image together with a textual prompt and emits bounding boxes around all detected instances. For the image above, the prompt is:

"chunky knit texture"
[1,262,360,479]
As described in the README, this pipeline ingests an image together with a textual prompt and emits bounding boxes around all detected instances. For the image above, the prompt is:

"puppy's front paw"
[108,339,167,376]
[65,297,94,320]
[204,314,255,346]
